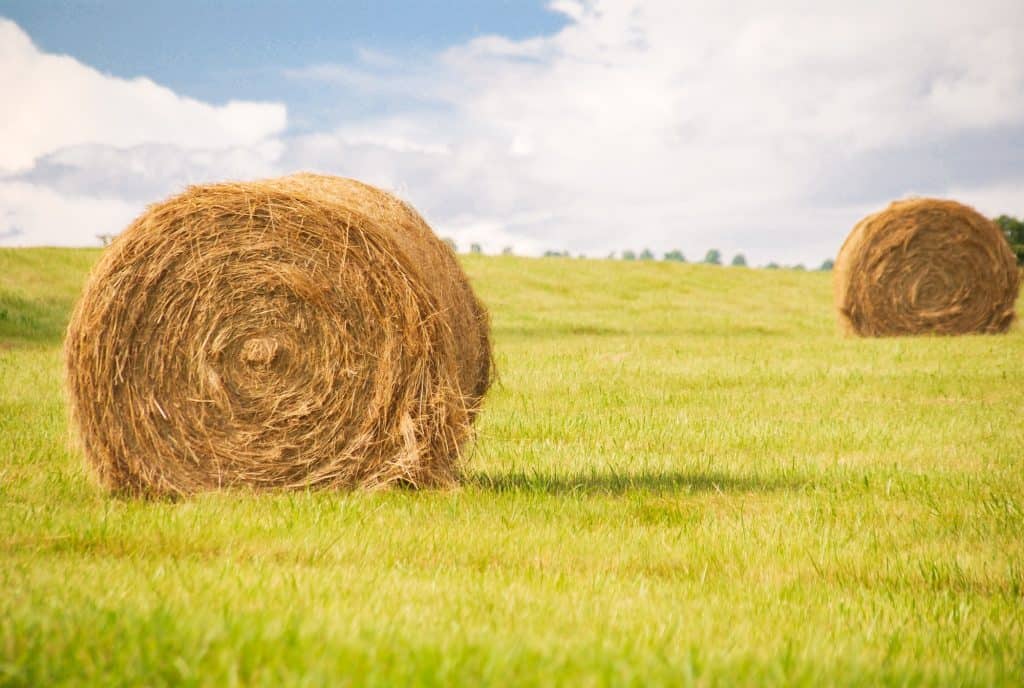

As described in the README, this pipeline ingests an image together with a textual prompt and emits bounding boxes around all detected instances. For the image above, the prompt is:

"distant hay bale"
[834,198,1020,336]
[65,173,492,497]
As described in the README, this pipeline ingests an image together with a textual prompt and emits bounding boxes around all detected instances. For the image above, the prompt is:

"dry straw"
[65,173,492,497]
[834,198,1020,336]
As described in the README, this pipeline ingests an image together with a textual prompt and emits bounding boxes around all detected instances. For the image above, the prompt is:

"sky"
[1,0,1023,265]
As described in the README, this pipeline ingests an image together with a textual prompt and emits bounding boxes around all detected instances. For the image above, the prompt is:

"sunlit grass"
[1,248,1022,686]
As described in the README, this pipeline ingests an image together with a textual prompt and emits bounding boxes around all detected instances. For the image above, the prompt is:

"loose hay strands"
[65,174,492,497]
[834,198,1020,337]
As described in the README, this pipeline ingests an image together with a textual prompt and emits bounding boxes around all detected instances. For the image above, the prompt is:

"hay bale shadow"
[469,468,802,495]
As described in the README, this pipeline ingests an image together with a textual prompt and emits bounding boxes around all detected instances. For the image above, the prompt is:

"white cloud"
[4,3,1024,260]
[281,0,1024,263]
[17,142,284,201]
[0,18,288,246]
[0,181,138,246]
[0,19,286,174]
[943,182,1024,220]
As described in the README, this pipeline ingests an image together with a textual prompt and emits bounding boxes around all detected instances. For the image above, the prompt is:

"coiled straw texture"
[834,198,1019,337]
[65,173,492,497]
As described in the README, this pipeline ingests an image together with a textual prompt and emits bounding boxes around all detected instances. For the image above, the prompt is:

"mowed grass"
[1,246,1022,686]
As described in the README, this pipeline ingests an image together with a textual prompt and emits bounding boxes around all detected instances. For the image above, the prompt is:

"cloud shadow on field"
[468,469,802,496]
[0,292,72,345]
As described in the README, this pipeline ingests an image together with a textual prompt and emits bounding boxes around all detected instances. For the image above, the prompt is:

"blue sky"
[2,1,1023,263]
[1,1,565,128]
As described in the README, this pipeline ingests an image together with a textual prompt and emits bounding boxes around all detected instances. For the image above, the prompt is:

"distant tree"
[731,253,747,267]
[704,249,722,265]
[792,264,806,271]
[621,250,637,261]
[765,262,780,270]
[663,249,686,262]
[443,238,457,253]
[819,258,835,271]
[543,249,569,257]
[501,246,514,256]
[994,215,1024,265]
[96,233,116,247]
[639,248,655,260]
[470,243,483,255]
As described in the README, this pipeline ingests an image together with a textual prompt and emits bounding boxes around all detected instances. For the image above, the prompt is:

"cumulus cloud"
[0,18,286,246]
[0,181,138,247]
[283,0,1024,263]
[4,3,1024,261]
[0,19,285,174]
[0,142,287,245]
[17,142,283,202]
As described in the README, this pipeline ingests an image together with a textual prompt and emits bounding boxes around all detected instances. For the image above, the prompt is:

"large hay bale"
[834,198,1020,336]
[65,173,492,497]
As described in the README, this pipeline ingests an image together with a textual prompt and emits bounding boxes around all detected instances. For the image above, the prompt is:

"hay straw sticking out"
[65,173,492,497]
[834,198,1020,337]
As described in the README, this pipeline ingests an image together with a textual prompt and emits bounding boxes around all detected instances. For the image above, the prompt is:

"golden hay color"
[834,198,1020,337]
[65,173,492,497]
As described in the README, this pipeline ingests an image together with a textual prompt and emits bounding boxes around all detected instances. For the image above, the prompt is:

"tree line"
[996,215,1024,265]
[444,238,832,270]
[443,214,1024,269]
[614,248,831,271]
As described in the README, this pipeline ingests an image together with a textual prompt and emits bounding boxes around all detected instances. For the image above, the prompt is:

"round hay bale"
[65,173,492,497]
[834,198,1020,336]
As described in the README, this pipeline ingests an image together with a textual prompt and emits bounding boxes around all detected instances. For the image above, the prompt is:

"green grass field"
[1,247,1022,686]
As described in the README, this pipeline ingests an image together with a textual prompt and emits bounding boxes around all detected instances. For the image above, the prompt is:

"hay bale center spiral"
[65,173,492,497]
[834,198,1019,336]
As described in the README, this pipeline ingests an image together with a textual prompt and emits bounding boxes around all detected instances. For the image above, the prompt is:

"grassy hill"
[1,247,1022,686]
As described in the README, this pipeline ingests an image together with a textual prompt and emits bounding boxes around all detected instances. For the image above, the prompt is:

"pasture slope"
[1,247,1022,686]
